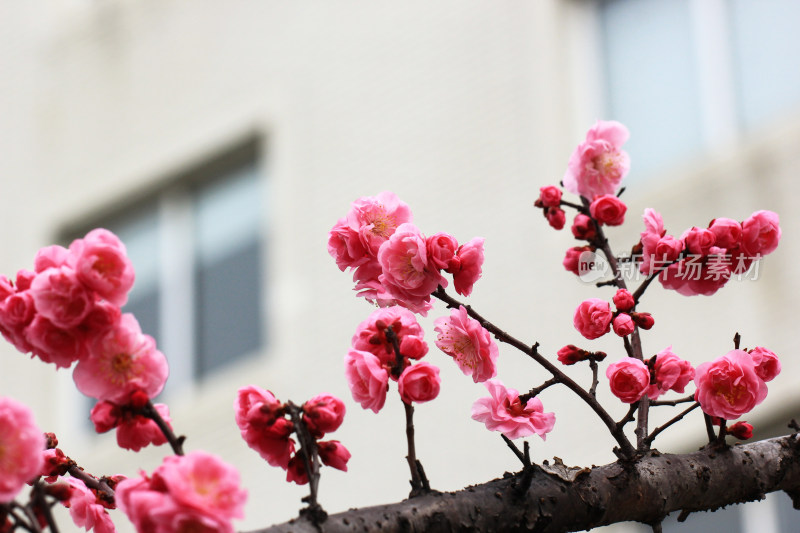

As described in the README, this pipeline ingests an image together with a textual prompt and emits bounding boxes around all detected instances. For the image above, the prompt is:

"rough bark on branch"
[247,434,800,533]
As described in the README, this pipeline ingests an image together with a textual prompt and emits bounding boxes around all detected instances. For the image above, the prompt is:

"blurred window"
[597,0,800,177]
[66,140,265,394]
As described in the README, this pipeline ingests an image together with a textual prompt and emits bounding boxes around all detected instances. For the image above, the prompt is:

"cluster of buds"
[235,386,350,485]
[346,307,441,413]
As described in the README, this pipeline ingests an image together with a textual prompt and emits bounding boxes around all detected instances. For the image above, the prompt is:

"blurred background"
[1,1,799,531]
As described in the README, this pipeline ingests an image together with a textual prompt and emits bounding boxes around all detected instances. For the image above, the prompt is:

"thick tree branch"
[248,434,800,533]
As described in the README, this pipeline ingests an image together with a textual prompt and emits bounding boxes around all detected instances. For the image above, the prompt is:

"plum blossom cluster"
[573,292,653,341]
[346,307,440,412]
[115,451,247,533]
[235,386,350,484]
[471,380,555,440]
[328,191,485,315]
[606,348,694,404]
[0,230,171,450]
[639,208,781,296]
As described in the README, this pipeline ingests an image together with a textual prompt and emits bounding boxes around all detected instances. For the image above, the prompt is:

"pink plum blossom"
[303,394,346,437]
[64,477,116,533]
[74,229,135,307]
[694,349,768,420]
[29,266,93,329]
[234,386,294,469]
[639,208,667,275]
[471,379,555,440]
[563,120,630,199]
[73,313,168,403]
[0,397,45,502]
[748,347,780,382]
[682,227,716,256]
[451,237,485,297]
[398,362,441,404]
[377,223,443,315]
[351,306,428,367]
[434,305,498,383]
[116,451,246,533]
[646,347,694,399]
[606,358,649,404]
[573,298,613,340]
[740,210,781,257]
[26,316,87,369]
[344,349,389,413]
[589,195,627,226]
[33,245,73,273]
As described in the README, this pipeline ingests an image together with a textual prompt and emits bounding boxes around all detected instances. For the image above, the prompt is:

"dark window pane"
[194,240,262,377]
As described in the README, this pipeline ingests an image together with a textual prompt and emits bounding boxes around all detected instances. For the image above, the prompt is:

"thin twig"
[143,400,184,456]
[501,435,528,468]
[403,401,429,497]
[616,403,639,430]
[649,395,695,407]
[67,466,115,499]
[519,377,559,404]
[589,360,599,398]
[704,414,716,443]
[286,401,324,519]
[645,402,701,446]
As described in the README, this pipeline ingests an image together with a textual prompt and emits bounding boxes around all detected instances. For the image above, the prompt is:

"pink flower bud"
[556,345,587,366]
[728,421,753,440]
[318,440,351,471]
[538,186,562,208]
[286,455,309,485]
[612,289,635,312]
[90,401,121,433]
[606,358,650,404]
[612,313,635,337]
[683,227,716,256]
[748,347,780,382]
[426,232,459,271]
[571,214,597,241]
[303,394,346,437]
[545,207,566,230]
[589,195,627,226]
[563,246,594,276]
[573,298,613,340]
[741,210,781,257]
[452,237,485,297]
[398,362,441,404]
[654,235,683,263]
[708,218,742,250]
[631,312,654,330]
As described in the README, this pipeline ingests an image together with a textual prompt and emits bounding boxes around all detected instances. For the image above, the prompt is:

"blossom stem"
[384,327,404,379]
[519,377,558,404]
[500,434,528,468]
[31,481,59,533]
[67,465,115,499]
[432,287,637,459]
[589,360,599,398]
[649,395,696,407]
[143,400,184,456]
[704,414,716,443]
[7,503,36,533]
[286,401,325,520]
[403,400,429,497]
[616,403,639,430]
[644,402,701,447]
